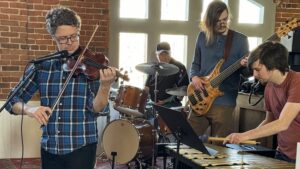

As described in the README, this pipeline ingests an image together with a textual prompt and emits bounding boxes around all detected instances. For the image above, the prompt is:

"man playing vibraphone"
[224,41,300,163]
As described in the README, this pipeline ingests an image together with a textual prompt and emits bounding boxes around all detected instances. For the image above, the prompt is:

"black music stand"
[153,105,217,156]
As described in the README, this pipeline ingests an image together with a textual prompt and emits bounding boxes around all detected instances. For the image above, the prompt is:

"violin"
[50,24,124,115]
[63,47,129,81]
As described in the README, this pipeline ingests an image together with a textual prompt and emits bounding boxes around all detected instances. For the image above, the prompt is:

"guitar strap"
[223,29,233,60]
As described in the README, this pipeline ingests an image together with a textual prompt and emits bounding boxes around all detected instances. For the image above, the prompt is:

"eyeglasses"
[55,33,80,44]
[216,16,228,25]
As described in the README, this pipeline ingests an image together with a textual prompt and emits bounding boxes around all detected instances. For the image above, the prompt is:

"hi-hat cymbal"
[165,86,187,96]
[135,62,179,76]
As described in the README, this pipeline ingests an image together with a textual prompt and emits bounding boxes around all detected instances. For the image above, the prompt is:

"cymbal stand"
[149,66,160,169]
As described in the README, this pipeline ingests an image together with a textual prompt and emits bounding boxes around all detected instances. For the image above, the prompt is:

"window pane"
[248,37,262,51]
[161,0,189,21]
[239,0,264,24]
[119,33,148,88]
[201,0,227,21]
[120,0,148,19]
[160,34,188,65]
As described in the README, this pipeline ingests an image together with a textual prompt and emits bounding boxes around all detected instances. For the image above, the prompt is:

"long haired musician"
[4,6,116,169]
[188,1,249,139]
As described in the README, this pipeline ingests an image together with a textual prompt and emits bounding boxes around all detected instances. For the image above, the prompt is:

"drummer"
[145,42,189,108]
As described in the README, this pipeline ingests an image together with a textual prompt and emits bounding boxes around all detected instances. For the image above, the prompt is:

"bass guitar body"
[187,59,225,116]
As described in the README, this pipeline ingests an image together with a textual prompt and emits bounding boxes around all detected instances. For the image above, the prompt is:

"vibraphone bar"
[166,144,295,169]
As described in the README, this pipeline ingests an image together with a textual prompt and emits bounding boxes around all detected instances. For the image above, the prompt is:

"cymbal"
[135,62,179,76]
[114,106,144,117]
[165,86,187,96]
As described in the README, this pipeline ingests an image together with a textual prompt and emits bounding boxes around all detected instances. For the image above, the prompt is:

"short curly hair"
[45,6,81,36]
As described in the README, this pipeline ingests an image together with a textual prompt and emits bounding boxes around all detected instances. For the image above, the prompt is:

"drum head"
[102,119,140,164]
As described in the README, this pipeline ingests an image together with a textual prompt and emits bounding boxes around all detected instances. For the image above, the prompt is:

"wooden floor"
[0,158,132,169]
[0,157,170,169]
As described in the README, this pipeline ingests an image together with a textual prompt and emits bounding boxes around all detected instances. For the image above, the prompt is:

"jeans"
[41,143,97,169]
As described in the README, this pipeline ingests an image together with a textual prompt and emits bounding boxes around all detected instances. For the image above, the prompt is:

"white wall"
[0,101,42,159]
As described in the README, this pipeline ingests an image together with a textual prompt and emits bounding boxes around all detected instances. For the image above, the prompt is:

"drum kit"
[101,62,189,168]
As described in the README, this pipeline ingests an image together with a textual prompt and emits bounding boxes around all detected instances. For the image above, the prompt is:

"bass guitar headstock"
[276,18,300,38]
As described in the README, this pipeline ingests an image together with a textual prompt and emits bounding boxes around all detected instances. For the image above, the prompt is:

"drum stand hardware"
[174,131,183,169]
[111,151,117,169]
[238,149,246,168]
[148,69,161,169]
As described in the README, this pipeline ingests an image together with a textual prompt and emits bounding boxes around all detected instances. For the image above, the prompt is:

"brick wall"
[0,0,109,100]
[274,0,300,30]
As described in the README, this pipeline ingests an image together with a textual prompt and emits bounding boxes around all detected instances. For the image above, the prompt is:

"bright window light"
[239,0,264,24]
[248,37,262,51]
[161,0,189,21]
[119,32,148,88]
[120,0,148,19]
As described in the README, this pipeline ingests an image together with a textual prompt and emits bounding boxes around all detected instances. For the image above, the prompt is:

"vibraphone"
[166,144,295,169]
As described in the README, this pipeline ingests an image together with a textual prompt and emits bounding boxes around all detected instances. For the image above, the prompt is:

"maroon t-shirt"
[264,71,300,160]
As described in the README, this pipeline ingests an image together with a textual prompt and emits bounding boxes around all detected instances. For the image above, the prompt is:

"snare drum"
[101,119,154,164]
[114,85,148,114]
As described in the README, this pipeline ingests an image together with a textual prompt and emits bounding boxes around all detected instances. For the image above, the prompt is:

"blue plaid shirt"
[5,59,104,155]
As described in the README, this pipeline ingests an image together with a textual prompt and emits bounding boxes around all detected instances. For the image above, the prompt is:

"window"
[161,0,189,21]
[120,0,148,19]
[238,0,264,24]
[248,37,262,51]
[119,33,148,88]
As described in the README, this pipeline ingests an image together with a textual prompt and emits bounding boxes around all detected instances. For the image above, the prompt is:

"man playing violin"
[5,6,116,169]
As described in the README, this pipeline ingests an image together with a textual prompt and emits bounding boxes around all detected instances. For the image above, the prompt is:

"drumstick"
[209,137,260,145]
[199,135,260,145]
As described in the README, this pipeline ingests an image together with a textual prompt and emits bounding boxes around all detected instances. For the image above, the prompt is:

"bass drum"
[101,119,154,164]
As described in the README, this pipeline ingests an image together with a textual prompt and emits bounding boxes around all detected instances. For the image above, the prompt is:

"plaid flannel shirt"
[5,59,104,155]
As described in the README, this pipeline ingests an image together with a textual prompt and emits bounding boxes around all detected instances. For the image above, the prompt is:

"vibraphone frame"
[166,144,295,169]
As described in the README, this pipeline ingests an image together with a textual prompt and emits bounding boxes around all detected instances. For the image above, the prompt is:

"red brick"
[1,54,20,60]
[41,0,59,5]
[0,2,9,8]
[9,2,27,9]
[0,14,9,20]
[10,15,28,22]
[27,0,42,3]
[1,20,19,26]
[0,83,10,89]
[0,60,11,65]
[1,43,20,49]
[2,66,20,71]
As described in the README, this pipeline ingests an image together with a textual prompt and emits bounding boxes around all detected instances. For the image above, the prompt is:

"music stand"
[153,104,217,156]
